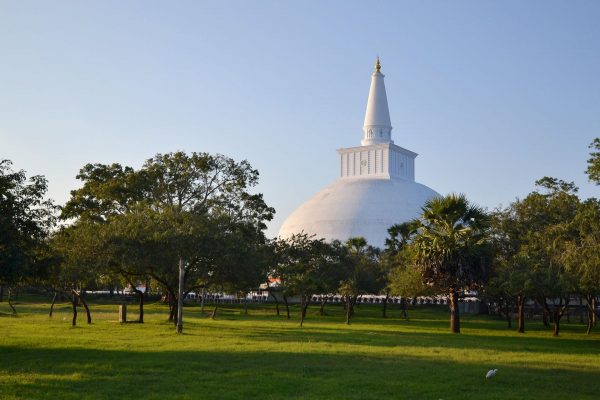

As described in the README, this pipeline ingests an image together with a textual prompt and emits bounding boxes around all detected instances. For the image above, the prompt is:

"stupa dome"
[278,58,440,248]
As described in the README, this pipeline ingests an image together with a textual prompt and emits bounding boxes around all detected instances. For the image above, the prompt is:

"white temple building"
[278,58,440,248]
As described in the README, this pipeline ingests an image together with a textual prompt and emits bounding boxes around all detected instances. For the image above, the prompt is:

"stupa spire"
[361,57,393,146]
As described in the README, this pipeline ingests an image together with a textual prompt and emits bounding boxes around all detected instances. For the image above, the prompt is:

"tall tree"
[274,234,344,327]
[61,152,273,333]
[514,178,580,336]
[48,223,104,325]
[412,194,491,333]
[0,160,55,313]
[486,207,536,333]
[338,237,383,325]
[562,198,600,334]
[586,138,600,184]
[386,248,431,319]
[385,221,427,319]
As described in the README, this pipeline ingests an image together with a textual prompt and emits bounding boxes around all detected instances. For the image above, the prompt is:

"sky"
[1,0,599,238]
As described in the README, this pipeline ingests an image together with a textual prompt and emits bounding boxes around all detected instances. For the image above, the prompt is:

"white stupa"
[278,58,440,248]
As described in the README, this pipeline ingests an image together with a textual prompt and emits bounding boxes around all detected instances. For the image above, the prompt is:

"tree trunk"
[552,298,569,337]
[400,297,408,319]
[0,285,3,302]
[71,293,78,326]
[243,297,249,315]
[449,288,460,334]
[593,297,597,327]
[169,300,177,322]
[553,314,561,336]
[539,298,551,328]
[517,294,525,333]
[138,289,144,323]
[382,291,390,318]
[210,302,219,320]
[283,294,290,319]
[7,288,17,315]
[165,289,177,321]
[587,295,594,335]
[585,295,596,334]
[345,295,357,325]
[345,296,351,325]
[176,257,185,334]
[319,296,328,316]
[200,287,206,314]
[49,292,58,318]
[74,290,92,324]
[299,295,309,327]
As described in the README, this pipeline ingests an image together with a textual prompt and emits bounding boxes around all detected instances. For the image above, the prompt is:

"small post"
[119,304,127,323]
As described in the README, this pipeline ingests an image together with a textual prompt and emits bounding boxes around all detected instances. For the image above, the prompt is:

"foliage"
[410,193,491,333]
[272,234,346,325]
[387,248,431,300]
[586,137,600,184]
[412,194,491,291]
[508,178,582,335]
[338,237,384,324]
[0,160,56,290]
[56,152,273,330]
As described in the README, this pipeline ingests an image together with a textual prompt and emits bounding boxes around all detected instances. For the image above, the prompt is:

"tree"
[386,249,431,319]
[0,160,55,313]
[486,207,536,333]
[562,198,600,334]
[203,218,272,319]
[61,152,274,333]
[274,234,343,327]
[48,224,101,325]
[412,194,491,333]
[514,178,581,336]
[586,138,600,184]
[385,221,428,319]
[338,237,383,325]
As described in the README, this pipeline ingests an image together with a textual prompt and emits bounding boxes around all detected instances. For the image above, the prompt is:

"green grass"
[1,299,599,400]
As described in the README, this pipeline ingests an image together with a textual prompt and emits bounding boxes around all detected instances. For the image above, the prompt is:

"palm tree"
[412,194,491,333]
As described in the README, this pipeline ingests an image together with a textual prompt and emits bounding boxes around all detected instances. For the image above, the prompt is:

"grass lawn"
[1,298,599,400]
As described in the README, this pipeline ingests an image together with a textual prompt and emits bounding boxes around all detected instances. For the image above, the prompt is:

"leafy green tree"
[338,237,383,325]
[49,224,103,325]
[486,208,537,333]
[514,178,581,336]
[0,160,55,313]
[562,198,600,333]
[273,234,344,327]
[586,138,600,184]
[485,253,534,331]
[386,248,431,319]
[61,152,273,333]
[385,221,428,318]
[203,218,272,319]
[412,194,491,333]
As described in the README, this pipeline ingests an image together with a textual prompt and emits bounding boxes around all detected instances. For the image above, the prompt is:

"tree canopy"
[56,151,274,332]
[586,137,600,184]
[0,160,55,301]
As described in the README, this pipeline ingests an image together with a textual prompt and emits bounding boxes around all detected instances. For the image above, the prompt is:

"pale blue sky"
[1,0,599,238]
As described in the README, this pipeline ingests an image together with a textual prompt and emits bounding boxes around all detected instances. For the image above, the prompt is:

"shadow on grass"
[1,345,599,400]
[240,323,600,356]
